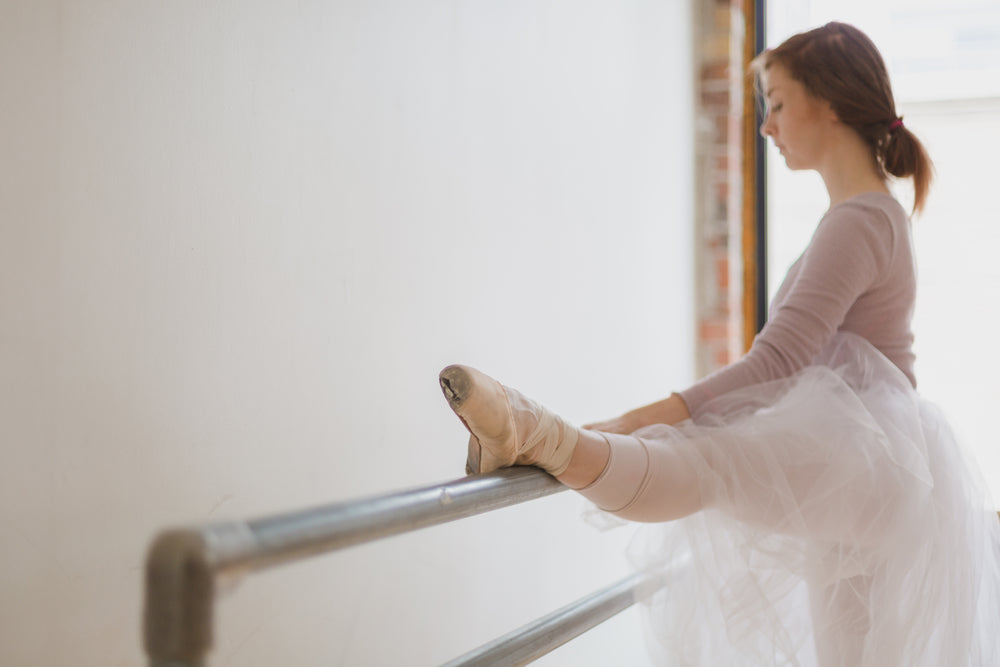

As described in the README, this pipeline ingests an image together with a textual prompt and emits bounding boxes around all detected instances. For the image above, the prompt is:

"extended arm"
[680,205,890,414]
[584,202,891,432]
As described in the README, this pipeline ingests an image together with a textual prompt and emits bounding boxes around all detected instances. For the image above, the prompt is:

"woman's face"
[759,64,836,171]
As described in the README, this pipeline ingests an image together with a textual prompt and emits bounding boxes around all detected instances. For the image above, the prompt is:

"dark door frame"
[741,0,768,349]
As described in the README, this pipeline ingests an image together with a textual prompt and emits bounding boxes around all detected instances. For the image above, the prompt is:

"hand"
[583,414,637,435]
[583,394,691,434]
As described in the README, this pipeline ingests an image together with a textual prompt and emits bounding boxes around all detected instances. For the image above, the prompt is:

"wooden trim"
[740,0,762,353]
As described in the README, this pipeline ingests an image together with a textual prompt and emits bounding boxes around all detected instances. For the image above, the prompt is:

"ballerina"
[440,22,1000,667]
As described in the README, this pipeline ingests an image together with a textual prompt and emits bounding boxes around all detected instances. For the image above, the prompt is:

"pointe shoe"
[439,365,579,476]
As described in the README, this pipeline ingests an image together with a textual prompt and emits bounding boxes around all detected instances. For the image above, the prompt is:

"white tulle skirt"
[622,333,1000,666]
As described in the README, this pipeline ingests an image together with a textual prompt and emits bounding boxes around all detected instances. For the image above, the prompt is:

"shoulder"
[824,191,903,227]
[822,192,907,234]
[811,192,905,262]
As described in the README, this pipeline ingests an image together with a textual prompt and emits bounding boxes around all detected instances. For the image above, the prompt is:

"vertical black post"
[754,0,768,334]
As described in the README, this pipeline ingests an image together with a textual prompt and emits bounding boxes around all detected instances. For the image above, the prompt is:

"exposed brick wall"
[693,0,747,378]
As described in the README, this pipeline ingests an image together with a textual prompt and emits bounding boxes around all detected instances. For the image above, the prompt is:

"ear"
[822,99,840,124]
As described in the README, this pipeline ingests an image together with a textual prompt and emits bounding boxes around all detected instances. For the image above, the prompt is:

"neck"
[817,125,889,207]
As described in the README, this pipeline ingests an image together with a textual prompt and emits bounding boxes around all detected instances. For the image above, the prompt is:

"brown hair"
[754,22,933,214]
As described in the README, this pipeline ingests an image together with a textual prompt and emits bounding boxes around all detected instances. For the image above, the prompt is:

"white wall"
[0,1,694,665]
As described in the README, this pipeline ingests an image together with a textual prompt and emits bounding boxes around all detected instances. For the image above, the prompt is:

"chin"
[783,157,807,171]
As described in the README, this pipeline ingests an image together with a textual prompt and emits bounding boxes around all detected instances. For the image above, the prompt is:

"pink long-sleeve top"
[680,192,917,415]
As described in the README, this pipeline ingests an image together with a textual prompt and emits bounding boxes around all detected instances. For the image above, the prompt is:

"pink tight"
[573,432,703,523]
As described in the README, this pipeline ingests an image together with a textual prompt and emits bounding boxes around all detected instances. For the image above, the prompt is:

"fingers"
[583,419,628,434]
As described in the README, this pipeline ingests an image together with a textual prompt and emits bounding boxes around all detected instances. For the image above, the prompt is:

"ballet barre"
[143,467,663,666]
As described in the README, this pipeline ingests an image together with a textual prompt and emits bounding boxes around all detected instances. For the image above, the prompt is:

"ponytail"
[881,119,934,215]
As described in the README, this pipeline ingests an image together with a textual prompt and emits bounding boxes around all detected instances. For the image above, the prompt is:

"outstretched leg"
[439,364,704,522]
[568,429,705,521]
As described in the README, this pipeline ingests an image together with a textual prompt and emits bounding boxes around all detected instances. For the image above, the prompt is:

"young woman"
[439,23,1000,666]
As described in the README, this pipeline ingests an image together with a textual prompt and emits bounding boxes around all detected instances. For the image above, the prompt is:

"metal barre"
[443,570,665,667]
[144,467,567,665]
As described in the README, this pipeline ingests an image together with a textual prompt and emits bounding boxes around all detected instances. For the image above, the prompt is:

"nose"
[759,111,774,139]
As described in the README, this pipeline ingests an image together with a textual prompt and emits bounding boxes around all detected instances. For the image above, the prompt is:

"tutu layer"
[625,333,1000,666]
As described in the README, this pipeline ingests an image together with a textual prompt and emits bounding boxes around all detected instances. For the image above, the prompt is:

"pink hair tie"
[889,117,904,132]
